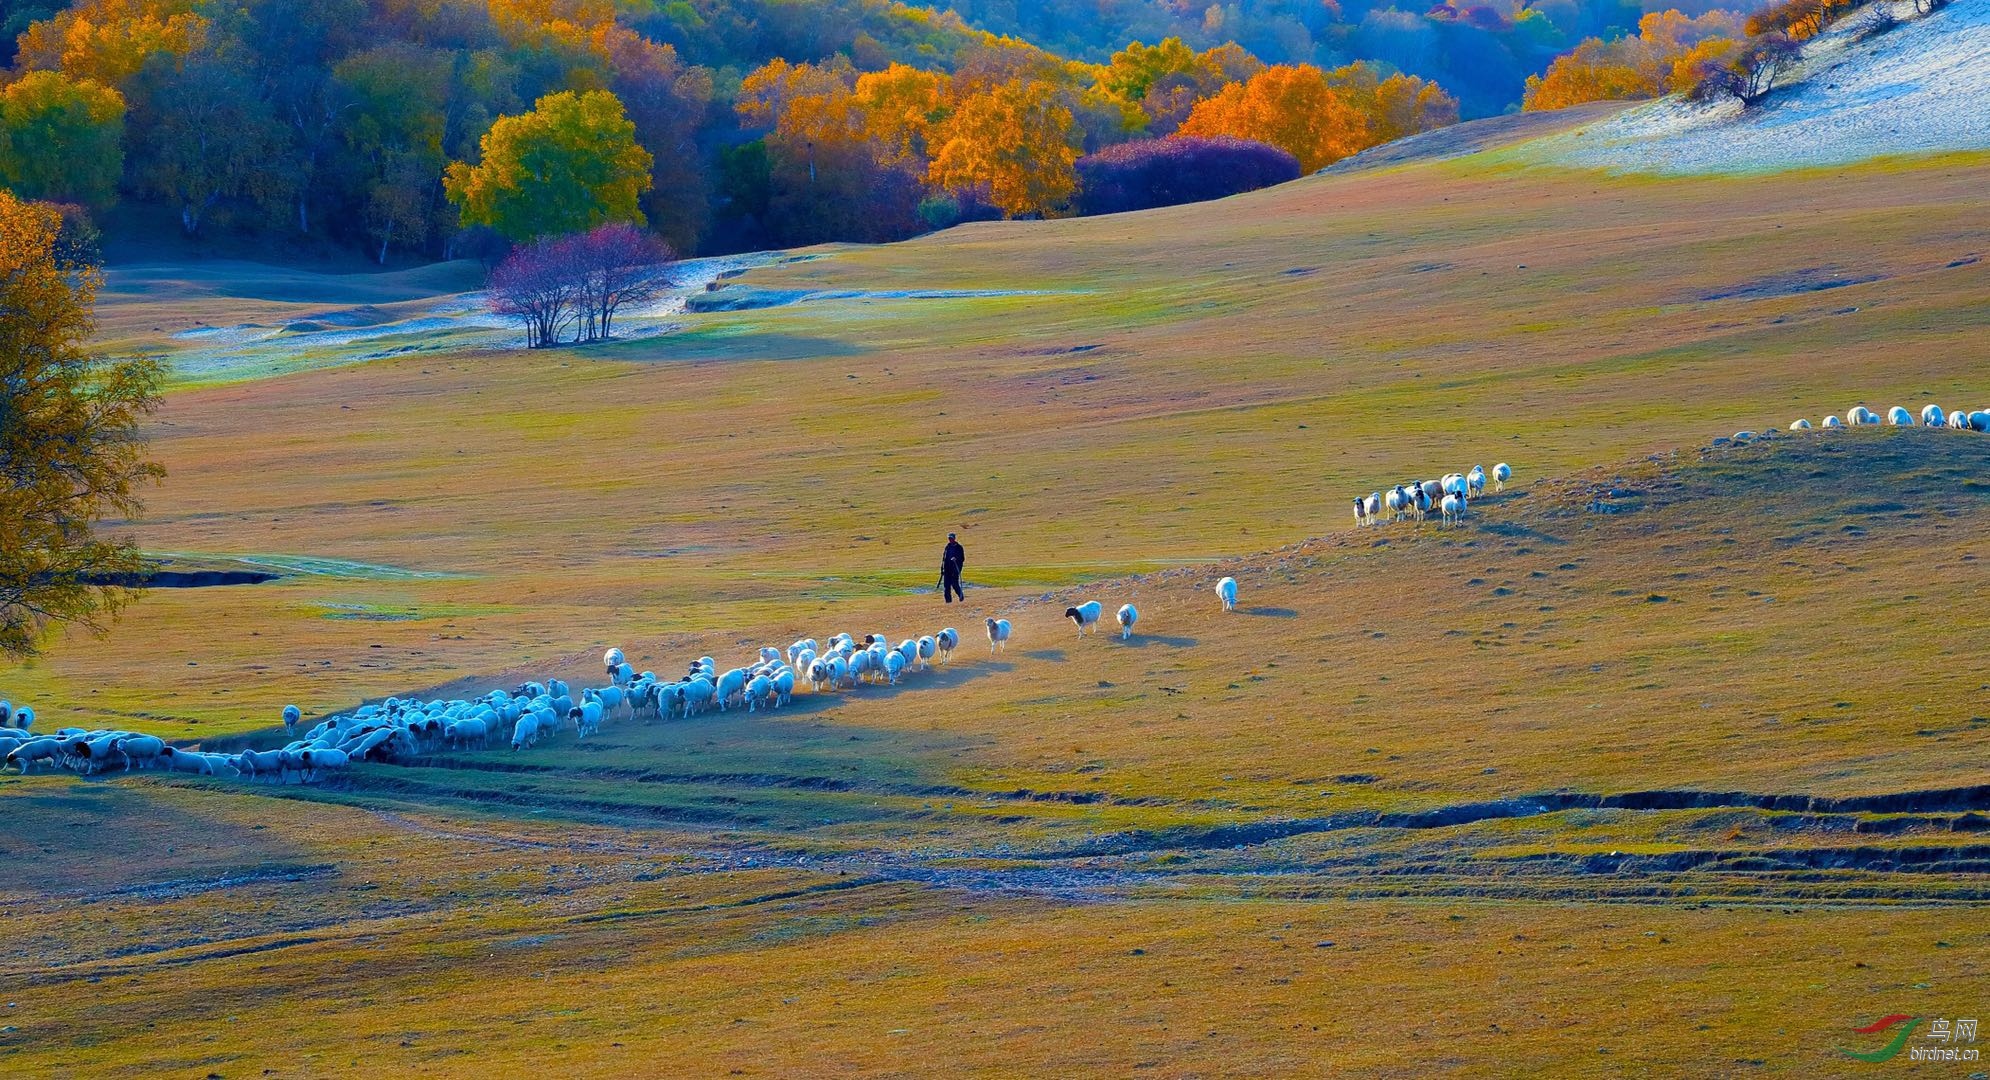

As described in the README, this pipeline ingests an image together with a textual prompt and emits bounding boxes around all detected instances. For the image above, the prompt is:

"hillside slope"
[1534,0,1990,171]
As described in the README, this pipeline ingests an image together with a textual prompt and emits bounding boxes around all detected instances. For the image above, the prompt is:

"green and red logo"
[1841,1014,1921,1063]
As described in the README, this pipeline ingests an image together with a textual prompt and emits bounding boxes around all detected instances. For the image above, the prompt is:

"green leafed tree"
[443,89,653,242]
[0,70,127,209]
[0,191,163,660]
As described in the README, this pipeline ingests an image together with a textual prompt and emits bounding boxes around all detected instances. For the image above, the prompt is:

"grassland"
[2,142,1988,1075]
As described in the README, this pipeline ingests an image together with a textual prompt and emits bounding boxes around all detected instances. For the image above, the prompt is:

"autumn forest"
[0,0,1778,262]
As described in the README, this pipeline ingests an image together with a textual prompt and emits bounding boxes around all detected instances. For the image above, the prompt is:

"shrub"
[1074,136,1302,216]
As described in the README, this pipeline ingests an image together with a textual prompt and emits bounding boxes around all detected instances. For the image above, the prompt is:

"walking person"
[940,532,966,604]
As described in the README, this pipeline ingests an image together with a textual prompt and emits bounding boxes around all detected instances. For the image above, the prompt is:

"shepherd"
[940,532,966,604]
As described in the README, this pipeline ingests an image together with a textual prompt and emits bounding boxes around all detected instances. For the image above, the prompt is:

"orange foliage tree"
[1175,64,1368,172]
[1523,10,1745,110]
[926,78,1079,218]
[13,0,207,88]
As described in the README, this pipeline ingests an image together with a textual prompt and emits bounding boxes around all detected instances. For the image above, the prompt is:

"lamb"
[1351,496,1371,528]
[1492,463,1511,492]
[986,617,1011,654]
[1066,601,1103,637]
[1216,576,1238,612]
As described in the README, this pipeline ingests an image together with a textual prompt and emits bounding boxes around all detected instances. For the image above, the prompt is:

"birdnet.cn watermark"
[1840,1014,1980,1065]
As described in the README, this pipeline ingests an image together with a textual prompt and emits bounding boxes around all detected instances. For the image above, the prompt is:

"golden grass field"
[2,130,1988,1075]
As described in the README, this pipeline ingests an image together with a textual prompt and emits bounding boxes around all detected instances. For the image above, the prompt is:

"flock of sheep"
[0,575,1263,783]
[1786,403,1990,432]
[1350,462,1511,529]
[0,700,287,779]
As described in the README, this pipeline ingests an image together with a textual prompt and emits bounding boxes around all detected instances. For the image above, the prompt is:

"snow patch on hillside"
[1537,0,1990,172]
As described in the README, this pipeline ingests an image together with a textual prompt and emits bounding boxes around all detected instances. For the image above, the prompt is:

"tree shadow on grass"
[1241,606,1298,618]
[1020,649,1066,662]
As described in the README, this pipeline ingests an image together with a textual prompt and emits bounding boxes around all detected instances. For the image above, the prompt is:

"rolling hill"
[3,46,1989,1077]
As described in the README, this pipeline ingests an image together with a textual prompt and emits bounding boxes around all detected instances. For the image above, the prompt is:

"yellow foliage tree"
[443,89,652,242]
[1175,64,1368,172]
[854,63,952,168]
[1326,63,1460,147]
[13,0,207,88]
[1523,10,1744,110]
[0,71,126,208]
[927,79,1078,218]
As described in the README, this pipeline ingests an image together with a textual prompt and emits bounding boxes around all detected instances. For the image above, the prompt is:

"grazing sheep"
[1066,601,1103,637]
[1921,404,1945,427]
[1492,463,1511,492]
[986,617,1011,654]
[1822,414,1843,428]
[1947,408,1970,430]
[1972,412,1990,432]
[1886,406,1912,426]
[445,717,489,749]
[1116,604,1138,641]
[5,737,60,774]
[510,714,543,751]
[1790,418,1812,430]
[1215,576,1239,613]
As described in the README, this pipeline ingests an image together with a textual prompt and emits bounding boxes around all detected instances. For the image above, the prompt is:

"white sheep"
[603,647,625,673]
[1789,418,1811,430]
[1822,414,1843,428]
[1947,409,1970,430]
[1116,603,1138,641]
[1216,576,1238,612]
[917,636,936,669]
[5,737,59,774]
[714,668,748,711]
[1921,404,1945,427]
[1066,601,1103,637]
[882,650,907,685]
[1492,463,1511,492]
[1384,486,1410,522]
[774,669,796,706]
[1466,467,1486,499]
[936,628,959,663]
[1972,412,1990,432]
[1440,492,1465,527]
[986,617,1011,654]
[1351,496,1371,528]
